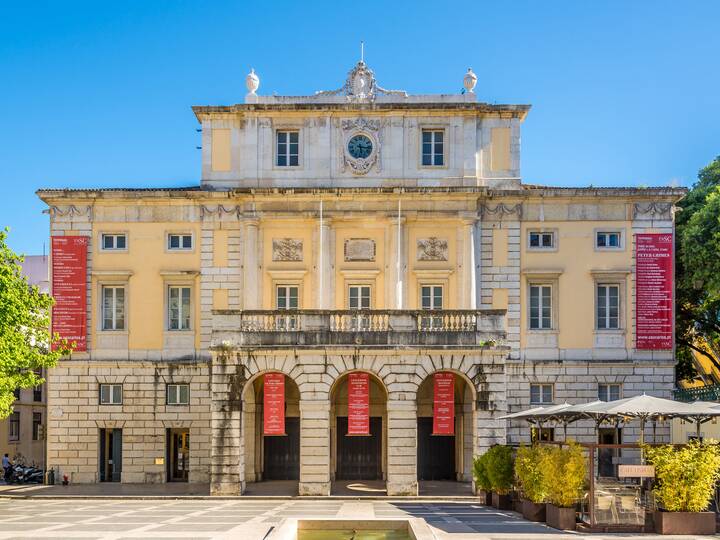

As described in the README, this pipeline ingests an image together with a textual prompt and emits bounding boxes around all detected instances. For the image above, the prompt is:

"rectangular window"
[101,233,127,250]
[13,388,20,400]
[167,384,190,405]
[530,383,553,405]
[276,285,299,330]
[531,427,555,442]
[100,384,122,405]
[598,383,621,402]
[596,231,621,249]
[596,284,620,329]
[420,285,443,330]
[421,129,444,166]
[168,286,191,330]
[276,130,299,167]
[529,285,552,329]
[528,231,554,249]
[32,412,42,441]
[348,285,371,309]
[167,234,193,250]
[9,412,19,441]
[33,386,42,403]
[102,286,125,331]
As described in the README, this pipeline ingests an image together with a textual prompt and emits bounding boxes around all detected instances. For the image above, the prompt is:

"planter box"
[546,504,575,530]
[654,511,716,535]
[491,492,513,510]
[522,500,546,522]
[476,489,492,505]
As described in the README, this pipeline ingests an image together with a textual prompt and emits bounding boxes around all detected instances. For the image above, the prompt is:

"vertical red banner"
[635,233,673,350]
[433,372,455,435]
[347,372,370,436]
[51,236,88,352]
[263,373,286,436]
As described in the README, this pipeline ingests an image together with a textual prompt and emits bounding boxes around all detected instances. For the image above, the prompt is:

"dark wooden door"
[99,428,122,482]
[263,417,300,480]
[337,416,382,480]
[417,417,455,480]
[598,428,621,477]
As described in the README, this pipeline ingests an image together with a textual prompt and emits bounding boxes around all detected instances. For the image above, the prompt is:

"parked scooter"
[7,463,44,484]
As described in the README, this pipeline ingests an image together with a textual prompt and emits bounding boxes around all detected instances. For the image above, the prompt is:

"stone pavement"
[0,498,714,539]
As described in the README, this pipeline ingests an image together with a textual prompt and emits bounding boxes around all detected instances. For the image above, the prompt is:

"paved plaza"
[0,497,715,539]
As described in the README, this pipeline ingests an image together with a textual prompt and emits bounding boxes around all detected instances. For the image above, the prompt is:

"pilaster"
[298,399,331,496]
[386,399,418,496]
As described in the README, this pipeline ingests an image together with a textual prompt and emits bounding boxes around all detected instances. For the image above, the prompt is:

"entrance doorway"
[242,372,300,494]
[416,372,475,493]
[99,428,122,482]
[167,428,189,482]
[263,417,300,480]
[598,428,622,477]
[336,416,382,480]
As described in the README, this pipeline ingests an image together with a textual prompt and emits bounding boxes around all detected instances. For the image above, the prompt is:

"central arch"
[330,370,388,495]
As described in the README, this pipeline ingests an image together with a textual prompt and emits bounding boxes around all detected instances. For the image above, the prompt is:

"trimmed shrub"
[472,452,492,492]
[645,440,720,512]
[484,445,514,495]
[540,441,587,508]
[515,444,548,503]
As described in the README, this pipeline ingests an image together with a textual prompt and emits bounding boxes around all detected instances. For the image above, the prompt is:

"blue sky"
[1,1,718,254]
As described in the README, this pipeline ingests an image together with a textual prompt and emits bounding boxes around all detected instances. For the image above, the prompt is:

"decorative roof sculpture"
[315,61,407,102]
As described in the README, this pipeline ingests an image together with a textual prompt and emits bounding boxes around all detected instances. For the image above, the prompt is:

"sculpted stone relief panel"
[272,238,303,261]
[417,237,448,261]
[344,238,376,262]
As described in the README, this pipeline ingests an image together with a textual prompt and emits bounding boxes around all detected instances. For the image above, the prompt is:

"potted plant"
[645,440,720,535]
[472,453,492,505]
[540,441,585,530]
[484,445,514,510]
[515,444,547,522]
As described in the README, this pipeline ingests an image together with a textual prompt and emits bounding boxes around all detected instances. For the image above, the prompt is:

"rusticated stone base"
[299,481,331,496]
[387,481,418,496]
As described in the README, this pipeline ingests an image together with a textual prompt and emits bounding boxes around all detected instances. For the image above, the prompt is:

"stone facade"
[36,61,686,495]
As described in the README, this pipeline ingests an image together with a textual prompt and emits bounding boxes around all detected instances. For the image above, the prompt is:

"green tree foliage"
[483,445,514,495]
[676,157,720,381]
[472,452,492,492]
[0,230,69,418]
[514,444,548,503]
[645,440,720,512]
[540,441,587,508]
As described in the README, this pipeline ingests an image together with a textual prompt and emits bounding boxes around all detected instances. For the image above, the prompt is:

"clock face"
[347,134,373,159]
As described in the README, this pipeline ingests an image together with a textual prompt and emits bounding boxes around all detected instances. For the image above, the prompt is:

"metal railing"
[673,385,720,402]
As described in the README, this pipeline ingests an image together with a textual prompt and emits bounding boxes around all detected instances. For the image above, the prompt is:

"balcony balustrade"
[211,309,506,349]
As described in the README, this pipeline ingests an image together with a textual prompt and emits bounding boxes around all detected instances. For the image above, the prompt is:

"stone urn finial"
[463,68,477,93]
[246,68,260,94]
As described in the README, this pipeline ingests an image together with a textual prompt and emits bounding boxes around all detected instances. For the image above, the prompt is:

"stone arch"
[329,368,388,490]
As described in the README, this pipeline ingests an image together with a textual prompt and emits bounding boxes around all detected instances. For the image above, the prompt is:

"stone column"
[387,215,407,309]
[459,215,478,309]
[299,400,331,496]
[210,351,244,495]
[386,399,418,496]
[242,218,260,309]
[316,218,333,309]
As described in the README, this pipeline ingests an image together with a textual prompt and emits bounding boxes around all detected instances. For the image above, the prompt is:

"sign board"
[154,457,165,465]
[635,233,673,350]
[433,372,455,435]
[347,372,370,436]
[51,236,88,352]
[263,373,286,436]
[618,464,655,478]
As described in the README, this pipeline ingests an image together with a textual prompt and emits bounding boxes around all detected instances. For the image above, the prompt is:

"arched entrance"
[416,371,475,495]
[330,371,387,495]
[242,372,300,495]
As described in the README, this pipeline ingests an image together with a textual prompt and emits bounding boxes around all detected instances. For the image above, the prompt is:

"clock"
[347,134,373,159]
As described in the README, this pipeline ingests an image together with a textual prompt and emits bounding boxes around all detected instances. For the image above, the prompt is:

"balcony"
[211,309,506,349]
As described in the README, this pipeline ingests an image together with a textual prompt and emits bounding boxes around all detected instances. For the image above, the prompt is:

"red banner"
[347,372,370,436]
[51,236,88,352]
[263,373,286,436]
[635,233,673,350]
[433,372,455,435]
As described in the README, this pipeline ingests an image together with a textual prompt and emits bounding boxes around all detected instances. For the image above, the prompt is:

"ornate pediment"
[316,61,407,102]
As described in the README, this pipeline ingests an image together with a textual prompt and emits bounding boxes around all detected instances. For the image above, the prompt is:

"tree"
[676,156,720,381]
[0,229,69,418]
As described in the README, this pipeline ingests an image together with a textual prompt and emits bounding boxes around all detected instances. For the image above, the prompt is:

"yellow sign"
[154,457,165,465]
[618,464,655,478]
